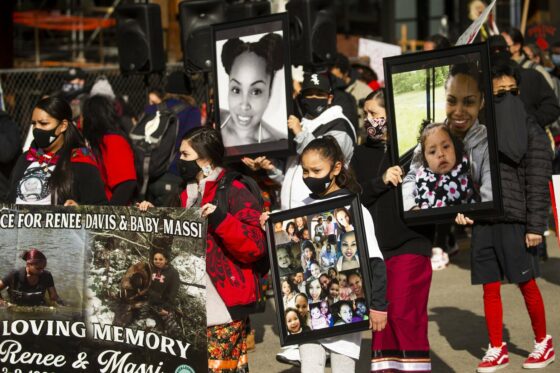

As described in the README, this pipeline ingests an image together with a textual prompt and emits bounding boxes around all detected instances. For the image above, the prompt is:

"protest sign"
[456,0,497,46]
[358,38,401,84]
[0,204,207,373]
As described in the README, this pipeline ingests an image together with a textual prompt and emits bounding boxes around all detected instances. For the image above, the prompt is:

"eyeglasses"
[493,87,520,97]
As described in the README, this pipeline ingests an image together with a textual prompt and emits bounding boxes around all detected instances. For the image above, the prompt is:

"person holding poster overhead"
[8,96,107,206]
[456,57,554,372]
[351,89,433,372]
[139,126,266,373]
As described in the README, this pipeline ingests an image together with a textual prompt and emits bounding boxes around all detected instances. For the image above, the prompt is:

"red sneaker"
[477,343,509,372]
[523,335,555,369]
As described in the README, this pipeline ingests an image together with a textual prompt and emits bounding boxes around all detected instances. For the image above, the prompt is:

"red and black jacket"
[181,169,266,320]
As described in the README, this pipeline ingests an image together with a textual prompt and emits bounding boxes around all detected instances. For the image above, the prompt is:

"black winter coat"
[499,115,552,234]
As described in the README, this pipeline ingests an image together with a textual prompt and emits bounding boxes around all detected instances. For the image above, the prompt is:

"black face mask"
[330,76,347,90]
[178,159,201,183]
[33,127,60,150]
[300,97,329,118]
[303,173,333,195]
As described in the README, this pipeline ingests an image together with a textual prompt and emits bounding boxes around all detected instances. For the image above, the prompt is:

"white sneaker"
[431,247,448,271]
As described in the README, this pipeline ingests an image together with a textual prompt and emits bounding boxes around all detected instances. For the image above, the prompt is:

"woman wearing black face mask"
[351,89,434,373]
[138,127,266,373]
[8,96,107,206]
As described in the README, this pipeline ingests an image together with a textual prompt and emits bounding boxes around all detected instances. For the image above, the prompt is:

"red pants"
[483,279,547,347]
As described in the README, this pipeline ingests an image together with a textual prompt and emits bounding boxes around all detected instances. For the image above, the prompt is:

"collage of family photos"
[267,196,371,345]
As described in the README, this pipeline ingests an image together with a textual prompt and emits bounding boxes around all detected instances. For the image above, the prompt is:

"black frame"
[265,194,372,346]
[383,43,503,225]
[211,12,293,159]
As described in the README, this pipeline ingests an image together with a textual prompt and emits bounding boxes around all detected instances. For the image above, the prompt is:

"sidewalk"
[248,235,560,372]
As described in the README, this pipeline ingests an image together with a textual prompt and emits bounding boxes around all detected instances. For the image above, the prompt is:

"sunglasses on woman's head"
[493,87,520,97]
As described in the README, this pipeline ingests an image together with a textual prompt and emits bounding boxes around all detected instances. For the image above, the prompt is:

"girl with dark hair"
[220,33,285,146]
[264,135,386,373]
[81,95,137,205]
[0,249,63,307]
[139,126,266,373]
[285,221,299,243]
[9,96,107,205]
[351,90,433,372]
[414,122,478,209]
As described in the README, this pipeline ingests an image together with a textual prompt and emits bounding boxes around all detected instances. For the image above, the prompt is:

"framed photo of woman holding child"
[211,13,293,159]
[383,43,503,225]
[265,194,372,346]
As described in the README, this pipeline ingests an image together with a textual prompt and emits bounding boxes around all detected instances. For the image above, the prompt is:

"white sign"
[456,0,497,46]
[358,38,401,84]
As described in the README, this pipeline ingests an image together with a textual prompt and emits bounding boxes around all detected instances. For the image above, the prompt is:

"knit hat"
[165,71,192,95]
[90,76,116,100]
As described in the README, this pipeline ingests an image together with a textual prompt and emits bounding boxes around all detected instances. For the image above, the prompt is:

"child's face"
[348,274,363,297]
[423,127,457,174]
[338,274,347,287]
[277,249,291,269]
[287,223,295,235]
[294,272,304,284]
[302,229,310,240]
[295,217,304,227]
[310,306,321,319]
[341,232,357,260]
[310,263,321,278]
[308,279,322,301]
[282,281,291,296]
[304,247,313,259]
[329,283,340,298]
[274,222,283,232]
[301,149,342,181]
[286,311,301,333]
[339,304,352,324]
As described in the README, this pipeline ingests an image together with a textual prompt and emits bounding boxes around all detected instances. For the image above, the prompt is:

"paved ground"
[247,234,560,372]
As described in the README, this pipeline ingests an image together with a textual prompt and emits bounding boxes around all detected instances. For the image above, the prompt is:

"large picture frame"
[211,13,293,159]
[265,195,372,346]
[383,43,503,225]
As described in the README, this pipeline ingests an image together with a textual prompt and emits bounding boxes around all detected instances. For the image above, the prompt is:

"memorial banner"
[0,205,207,373]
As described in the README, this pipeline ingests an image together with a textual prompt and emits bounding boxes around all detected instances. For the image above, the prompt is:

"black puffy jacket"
[499,115,552,234]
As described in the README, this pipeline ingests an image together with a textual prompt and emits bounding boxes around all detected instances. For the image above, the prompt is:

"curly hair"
[221,33,284,89]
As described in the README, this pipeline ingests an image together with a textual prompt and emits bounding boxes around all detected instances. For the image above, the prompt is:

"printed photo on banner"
[0,205,208,373]
[266,195,372,346]
[383,43,503,225]
[212,12,293,158]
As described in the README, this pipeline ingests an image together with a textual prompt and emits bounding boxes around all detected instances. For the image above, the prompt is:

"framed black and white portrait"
[212,13,292,158]
[265,195,372,346]
[383,43,503,225]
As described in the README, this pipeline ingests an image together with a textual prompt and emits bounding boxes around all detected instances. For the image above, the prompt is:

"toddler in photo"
[414,122,478,209]
[285,307,309,335]
[309,302,330,330]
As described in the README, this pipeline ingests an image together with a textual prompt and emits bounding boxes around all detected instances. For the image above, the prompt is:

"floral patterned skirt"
[207,319,248,373]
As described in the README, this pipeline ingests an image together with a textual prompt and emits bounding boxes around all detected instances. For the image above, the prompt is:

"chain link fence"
[0,64,208,143]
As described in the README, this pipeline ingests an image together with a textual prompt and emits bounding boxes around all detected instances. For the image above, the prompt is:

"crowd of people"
[0,25,559,373]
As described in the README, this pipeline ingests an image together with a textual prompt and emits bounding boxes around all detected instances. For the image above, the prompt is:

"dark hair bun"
[221,33,284,76]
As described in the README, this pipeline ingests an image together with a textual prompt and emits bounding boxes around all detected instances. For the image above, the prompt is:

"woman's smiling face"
[445,73,483,137]
[228,51,271,130]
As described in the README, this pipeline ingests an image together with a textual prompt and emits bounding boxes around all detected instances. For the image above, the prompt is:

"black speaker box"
[115,3,165,74]
[179,0,225,71]
[226,1,271,22]
[286,0,337,67]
